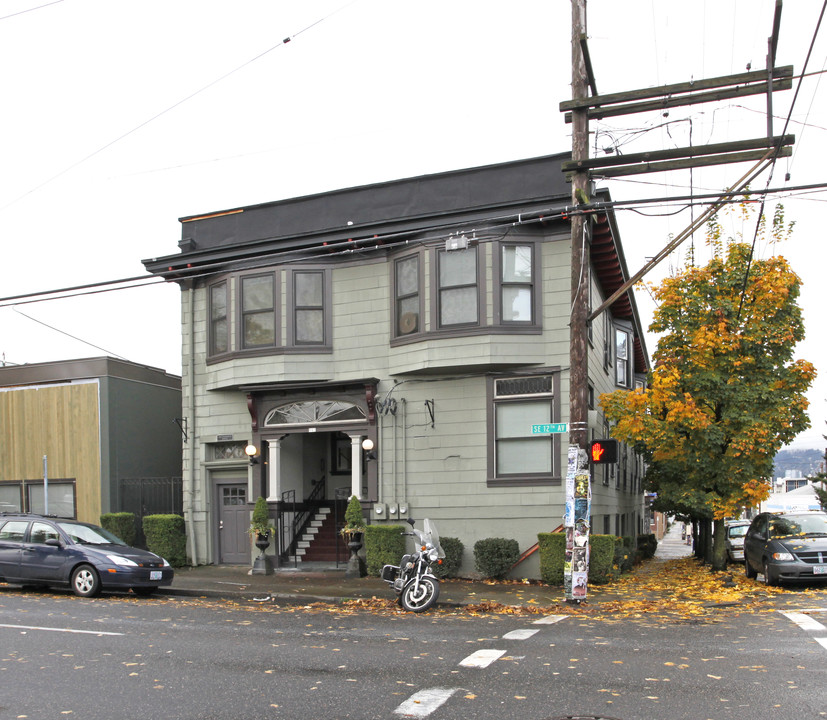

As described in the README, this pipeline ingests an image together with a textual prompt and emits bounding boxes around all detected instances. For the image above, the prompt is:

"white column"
[266,437,282,502]
[349,434,363,499]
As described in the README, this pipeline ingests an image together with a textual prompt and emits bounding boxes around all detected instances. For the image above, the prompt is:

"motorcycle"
[381,518,445,613]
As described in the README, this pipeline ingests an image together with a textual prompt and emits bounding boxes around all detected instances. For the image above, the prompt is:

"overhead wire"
[0,0,63,22]
[0,0,361,212]
[736,0,827,322]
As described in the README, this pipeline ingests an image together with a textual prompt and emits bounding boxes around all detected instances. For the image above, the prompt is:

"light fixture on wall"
[245,444,259,466]
[361,437,377,461]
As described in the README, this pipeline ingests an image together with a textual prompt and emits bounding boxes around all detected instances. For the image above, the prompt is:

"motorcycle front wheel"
[400,575,440,613]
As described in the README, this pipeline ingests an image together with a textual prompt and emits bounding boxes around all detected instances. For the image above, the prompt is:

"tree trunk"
[711,518,727,571]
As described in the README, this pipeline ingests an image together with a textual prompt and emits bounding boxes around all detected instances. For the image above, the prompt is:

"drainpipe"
[401,398,407,508]
[186,287,198,566]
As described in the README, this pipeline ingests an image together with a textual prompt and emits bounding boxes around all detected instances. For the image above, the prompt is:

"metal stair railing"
[279,476,327,567]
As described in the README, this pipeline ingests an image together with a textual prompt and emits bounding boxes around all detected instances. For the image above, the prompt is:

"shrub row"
[100,512,187,567]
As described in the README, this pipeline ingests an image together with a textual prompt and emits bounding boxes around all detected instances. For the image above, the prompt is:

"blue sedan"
[0,514,173,597]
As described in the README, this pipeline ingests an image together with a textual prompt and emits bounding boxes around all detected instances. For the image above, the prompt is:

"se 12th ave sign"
[531,423,569,434]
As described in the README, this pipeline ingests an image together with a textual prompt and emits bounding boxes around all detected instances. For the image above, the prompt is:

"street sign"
[531,423,569,434]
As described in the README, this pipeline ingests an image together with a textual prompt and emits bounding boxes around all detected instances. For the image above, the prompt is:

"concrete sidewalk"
[162,562,569,608]
[160,527,693,609]
[654,521,694,560]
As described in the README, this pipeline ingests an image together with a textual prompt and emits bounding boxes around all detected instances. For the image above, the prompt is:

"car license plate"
[149,570,162,580]
[813,566,827,575]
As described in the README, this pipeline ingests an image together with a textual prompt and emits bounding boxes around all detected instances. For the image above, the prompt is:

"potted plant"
[341,495,367,578]
[249,496,274,575]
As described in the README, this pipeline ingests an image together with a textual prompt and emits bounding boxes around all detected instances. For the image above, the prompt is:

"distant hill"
[773,448,825,479]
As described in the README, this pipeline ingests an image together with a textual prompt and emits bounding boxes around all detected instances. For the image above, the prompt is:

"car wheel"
[745,558,757,579]
[71,564,101,598]
[762,560,777,587]
[131,587,156,597]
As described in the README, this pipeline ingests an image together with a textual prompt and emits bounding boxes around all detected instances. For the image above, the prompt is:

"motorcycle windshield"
[423,518,446,559]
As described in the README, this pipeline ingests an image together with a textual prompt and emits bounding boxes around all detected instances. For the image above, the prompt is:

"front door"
[217,483,250,564]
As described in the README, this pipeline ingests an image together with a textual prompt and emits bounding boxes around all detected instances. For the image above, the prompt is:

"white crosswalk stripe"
[502,628,540,640]
[533,614,567,625]
[393,688,458,717]
[779,610,827,632]
[459,648,506,668]
[394,613,568,716]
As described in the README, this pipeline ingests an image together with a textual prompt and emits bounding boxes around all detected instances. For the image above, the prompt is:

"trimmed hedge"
[537,532,625,585]
[364,524,406,576]
[473,537,519,580]
[636,533,658,560]
[100,512,137,546]
[538,532,566,585]
[432,536,464,579]
[142,514,187,567]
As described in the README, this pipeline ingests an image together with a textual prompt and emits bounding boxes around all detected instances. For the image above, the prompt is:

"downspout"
[186,287,198,566]
[401,398,407,506]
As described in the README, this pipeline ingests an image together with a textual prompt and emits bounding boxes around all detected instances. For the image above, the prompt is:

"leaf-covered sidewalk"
[454,556,824,622]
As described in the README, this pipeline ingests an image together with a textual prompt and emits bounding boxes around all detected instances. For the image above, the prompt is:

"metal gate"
[118,476,183,548]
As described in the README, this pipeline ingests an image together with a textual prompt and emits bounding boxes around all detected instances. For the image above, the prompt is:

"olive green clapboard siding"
[0,382,101,523]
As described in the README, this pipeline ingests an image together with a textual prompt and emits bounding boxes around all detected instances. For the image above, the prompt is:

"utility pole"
[569,0,589,452]
[563,0,593,604]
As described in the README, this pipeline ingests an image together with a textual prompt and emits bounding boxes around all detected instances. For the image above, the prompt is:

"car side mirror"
[45,538,61,547]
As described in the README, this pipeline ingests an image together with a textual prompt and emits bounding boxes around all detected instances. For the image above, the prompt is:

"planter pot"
[344,531,366,579]
[251,532,273,576]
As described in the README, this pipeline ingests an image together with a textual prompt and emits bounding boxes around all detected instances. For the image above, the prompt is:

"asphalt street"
[1,578,826,720]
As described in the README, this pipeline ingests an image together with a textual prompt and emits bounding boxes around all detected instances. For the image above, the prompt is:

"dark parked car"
[743,511,827,586]
[725,520,750,562]
[0,513,173,597]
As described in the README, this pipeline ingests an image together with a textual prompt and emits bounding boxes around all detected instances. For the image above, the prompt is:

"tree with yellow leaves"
[601,205,815,571]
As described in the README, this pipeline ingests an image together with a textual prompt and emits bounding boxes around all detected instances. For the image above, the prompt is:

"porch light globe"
[245,444,257,458]
[361,438,374,451]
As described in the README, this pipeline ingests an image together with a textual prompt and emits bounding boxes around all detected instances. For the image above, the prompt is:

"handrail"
[279,477,327,565]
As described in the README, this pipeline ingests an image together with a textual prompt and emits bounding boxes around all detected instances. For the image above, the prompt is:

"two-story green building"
[143,153,649,577]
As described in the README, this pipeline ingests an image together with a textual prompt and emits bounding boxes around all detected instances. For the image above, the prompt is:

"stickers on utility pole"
[564,444,590,601]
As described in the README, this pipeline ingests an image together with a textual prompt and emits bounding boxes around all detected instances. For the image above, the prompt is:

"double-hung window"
[499,243,534,323]
[615,327,632,387]
[209,281,229,356]
[292,270,326,345]
[489,373,561,486]
[438,248,478,327]
[241,274,276,348]
[394,255,420,337]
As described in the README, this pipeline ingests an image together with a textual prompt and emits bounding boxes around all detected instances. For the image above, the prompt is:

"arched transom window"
[263,400,366,427]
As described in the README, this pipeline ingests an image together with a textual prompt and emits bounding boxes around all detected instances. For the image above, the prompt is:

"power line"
[0,0,64,22]
[3,178,825,310]
[11,308,129,360]
[0,0,361,213]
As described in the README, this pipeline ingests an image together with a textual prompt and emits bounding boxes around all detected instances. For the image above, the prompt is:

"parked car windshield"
[769,514,827,538]
[727,524,748,538]
[57,521,127,546]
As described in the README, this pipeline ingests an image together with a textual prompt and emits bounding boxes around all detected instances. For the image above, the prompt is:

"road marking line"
[394,687,457,717]
[779,611,827,632]
[533,614,567,625]
[459,649,506,668]
[502,628,540,640]
[0,623,123,636]
[816,638,827,650]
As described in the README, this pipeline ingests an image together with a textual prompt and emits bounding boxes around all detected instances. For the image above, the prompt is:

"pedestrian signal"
[589,439,618,464]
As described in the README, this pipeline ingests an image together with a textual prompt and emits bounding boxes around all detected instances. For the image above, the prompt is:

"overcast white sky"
[1,0,825,450]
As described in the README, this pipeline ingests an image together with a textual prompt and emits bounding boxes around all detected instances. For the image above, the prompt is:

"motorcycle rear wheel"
[400,575,440,613]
